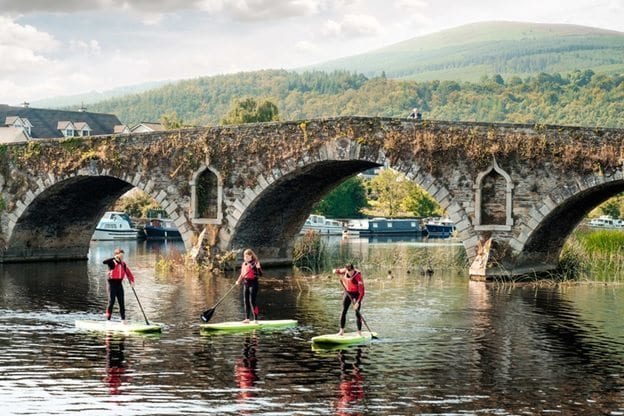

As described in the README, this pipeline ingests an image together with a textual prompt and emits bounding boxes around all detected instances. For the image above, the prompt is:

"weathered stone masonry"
[1,117,623,279]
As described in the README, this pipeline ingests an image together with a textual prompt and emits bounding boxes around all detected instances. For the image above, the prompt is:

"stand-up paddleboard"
[75,320,163,334]
[311,331,377,346]
[200,319,297,332]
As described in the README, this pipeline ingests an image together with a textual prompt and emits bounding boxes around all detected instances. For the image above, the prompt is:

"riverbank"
[560,229,624,282]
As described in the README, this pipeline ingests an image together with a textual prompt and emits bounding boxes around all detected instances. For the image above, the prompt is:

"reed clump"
[560,229,624,282]
[293,230,329,272]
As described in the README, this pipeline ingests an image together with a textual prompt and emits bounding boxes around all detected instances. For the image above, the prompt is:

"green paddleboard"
[311,331,377,346]
[200,319,298,332]
[75,320,163,334]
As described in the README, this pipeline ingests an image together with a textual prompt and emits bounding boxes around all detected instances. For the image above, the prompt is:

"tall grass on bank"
[560,229,624,282]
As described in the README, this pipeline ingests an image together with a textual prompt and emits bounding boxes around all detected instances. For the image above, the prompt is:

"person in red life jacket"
[102,248,135,324]
[333,263,365,336]
[235,248,262,323]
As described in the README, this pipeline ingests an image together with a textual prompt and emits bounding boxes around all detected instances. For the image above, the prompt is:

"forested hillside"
[89,69,624,128]
[305,21,624,81]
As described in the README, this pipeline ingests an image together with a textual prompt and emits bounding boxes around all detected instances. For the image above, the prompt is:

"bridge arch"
[3,171,186,262]
[222,140,474,263]
[512,171,624,274]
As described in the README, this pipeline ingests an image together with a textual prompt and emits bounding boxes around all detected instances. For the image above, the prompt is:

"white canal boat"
[92,211,139,240]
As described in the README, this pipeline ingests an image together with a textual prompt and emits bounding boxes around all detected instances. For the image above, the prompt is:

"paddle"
[130,284,150,325]
[200,283,238,322]
[339,279,378,339]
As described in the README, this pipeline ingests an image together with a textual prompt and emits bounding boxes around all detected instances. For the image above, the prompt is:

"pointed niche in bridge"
[474,158,513,231]
[189,165,223,224]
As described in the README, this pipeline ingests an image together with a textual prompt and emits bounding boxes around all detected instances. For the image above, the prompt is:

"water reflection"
[104,334,131,395]
[5,239,624,415]
[235,335,259,413]
[335,347,365,416]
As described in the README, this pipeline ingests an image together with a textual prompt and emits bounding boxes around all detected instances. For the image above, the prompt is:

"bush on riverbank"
[560,230,624,281]
[293,231,329,272]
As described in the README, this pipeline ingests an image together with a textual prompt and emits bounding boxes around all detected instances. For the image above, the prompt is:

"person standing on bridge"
[333,263,365,336]
[236,248,262,323]
[102,248,135,324]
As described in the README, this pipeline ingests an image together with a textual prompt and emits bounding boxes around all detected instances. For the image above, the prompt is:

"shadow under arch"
[5,175,134,262]
[229,160,380,260]
[516,179,624,270]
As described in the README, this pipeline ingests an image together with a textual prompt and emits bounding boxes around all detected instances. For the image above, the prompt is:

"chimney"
[22,101,30,108]
[78,102,87,112]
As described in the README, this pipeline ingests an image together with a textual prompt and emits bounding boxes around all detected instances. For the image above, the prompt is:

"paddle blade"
[200,308,215,322]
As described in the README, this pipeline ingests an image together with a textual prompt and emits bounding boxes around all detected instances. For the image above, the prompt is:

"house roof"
[0,104,122,139]
[131,122,165,132]
[57,121,75,130]
[74,122,91,130]
[114,124,130,133]
[0,127,29,143]
[5,116,33,127]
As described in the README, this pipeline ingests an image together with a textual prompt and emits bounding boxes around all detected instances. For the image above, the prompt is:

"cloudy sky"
[0,0,623,104]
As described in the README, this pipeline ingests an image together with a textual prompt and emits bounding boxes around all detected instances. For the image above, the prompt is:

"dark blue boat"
[143,218,182,240]
[424,218,455,238]
[354,218,427,236]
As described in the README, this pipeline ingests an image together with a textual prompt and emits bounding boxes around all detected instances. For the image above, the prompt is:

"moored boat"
[352,217,426,236]
[300,214,345,235]
[143,218,182,240]
[425,217,455,238]
[92,211,140,240]
[588,215,624,229]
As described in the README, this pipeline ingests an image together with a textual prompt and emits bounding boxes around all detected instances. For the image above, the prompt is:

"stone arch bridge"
[1,116,623,279]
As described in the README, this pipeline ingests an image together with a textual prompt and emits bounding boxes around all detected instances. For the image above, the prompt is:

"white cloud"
[220,0,323,21]
[69,39,102,54]
[0,16,58,51]
[395,0,428,8]
[322,14,383,37]
[0,0,325,22]
[295,40,321,53]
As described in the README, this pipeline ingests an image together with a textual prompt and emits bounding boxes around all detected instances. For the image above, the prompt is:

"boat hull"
[143,225,182,240]
[92,228,139,240]
[425,224,454,238]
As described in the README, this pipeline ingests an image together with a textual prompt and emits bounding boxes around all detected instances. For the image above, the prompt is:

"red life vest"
[107,260,135,284]
[241,260,262,281]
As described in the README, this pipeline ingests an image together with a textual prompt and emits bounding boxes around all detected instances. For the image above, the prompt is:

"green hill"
[86,68,624,128]
[304,21,624,81]
[84,21,624,129]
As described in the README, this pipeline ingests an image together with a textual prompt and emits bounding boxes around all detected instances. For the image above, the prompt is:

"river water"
[2,237,624,415]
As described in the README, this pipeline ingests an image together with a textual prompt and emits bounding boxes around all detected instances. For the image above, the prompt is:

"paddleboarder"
[103,248,135,324]
[333,263,365,336]
[235,249,262,323]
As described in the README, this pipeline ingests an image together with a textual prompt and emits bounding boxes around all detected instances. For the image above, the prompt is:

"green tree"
[369,169,409,217]
[403,184,442,217]
[313,176,368,218]
[114,191,160,218]
[221,97,280,125]
[601,200,621,218]
[160,110,184,129]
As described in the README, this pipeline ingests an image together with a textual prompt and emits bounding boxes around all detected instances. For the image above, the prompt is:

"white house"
[5,116,32,138]
[130,122,165,133]
[73,122,92,137]
[0,127,29,143]
[57,121,76,137]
